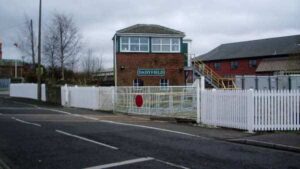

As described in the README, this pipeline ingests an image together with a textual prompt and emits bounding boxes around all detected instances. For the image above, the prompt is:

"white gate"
[114,86,197,120]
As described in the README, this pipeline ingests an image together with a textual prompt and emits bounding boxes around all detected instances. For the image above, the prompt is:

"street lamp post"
[37,0,42,101]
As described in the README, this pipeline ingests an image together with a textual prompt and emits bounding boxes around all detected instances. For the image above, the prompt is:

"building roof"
[197,35,300,61]
[115,24,185,37]
[256,57,300,72]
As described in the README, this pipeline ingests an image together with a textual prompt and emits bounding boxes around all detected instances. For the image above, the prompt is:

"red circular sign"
[135,95,143,107]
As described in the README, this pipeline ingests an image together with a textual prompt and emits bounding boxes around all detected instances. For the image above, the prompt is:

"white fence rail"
[201,89,300,131]
[9,83,46,101]
[201,90,251,130]
[254,90,300,131]
[114,86,197,119]
[61,85,114,111]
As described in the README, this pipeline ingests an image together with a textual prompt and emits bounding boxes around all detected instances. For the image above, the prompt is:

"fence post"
[200,75,205,90]
[64,84,69,107]
[247,89,255,133]
[196,79,201,123]
[112,87,115,113]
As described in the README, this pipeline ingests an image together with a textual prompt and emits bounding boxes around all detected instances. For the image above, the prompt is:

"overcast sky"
[0,0,299,68]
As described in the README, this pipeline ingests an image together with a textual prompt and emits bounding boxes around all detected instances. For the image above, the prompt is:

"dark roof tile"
[197,35,300,61]
[116,24,185,36]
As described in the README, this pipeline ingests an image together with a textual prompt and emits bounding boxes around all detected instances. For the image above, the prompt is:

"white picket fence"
[9,82,300,132]
[254,90,300,131]
[9,83,46,101]
[61,85,114,111]
[201,90,250,130]
[201,89,300,132]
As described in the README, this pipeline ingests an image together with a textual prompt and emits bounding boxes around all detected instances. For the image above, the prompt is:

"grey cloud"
[0,0,300,68]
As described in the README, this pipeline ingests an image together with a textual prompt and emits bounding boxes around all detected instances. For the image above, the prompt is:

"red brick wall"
[116,53,185,86]
[0,65,24,77]
[204,58,263,77]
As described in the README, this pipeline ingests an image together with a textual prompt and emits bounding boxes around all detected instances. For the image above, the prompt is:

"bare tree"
[43,26,58,79]
[50,13,81,80]
[16,16,36,68]
[81,49,103,77]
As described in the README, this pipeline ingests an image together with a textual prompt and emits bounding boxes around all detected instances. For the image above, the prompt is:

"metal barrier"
[114,86,197,120]
[236,75,300,90]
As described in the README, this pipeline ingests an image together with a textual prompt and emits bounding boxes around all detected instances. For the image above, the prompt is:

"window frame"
[133,78,144,87]
[151,38,181,53]
[214,62,221,70]
[230,61,239,70]
[249,59,257,68]
[160,79,169,90]
[120,37,149,53]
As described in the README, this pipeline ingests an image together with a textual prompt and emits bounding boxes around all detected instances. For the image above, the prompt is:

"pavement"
[228,132,300,153]
[0,95,300,169]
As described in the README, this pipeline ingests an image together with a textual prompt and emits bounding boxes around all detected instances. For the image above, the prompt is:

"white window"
[151,38,180,53]
[120,37,149,52]
[160,79,169,90]
[133,79,144,87]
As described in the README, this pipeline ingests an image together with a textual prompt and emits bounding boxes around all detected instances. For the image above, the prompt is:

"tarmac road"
[0,96,299,169]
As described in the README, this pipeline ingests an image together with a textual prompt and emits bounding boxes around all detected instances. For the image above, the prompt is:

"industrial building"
[192,35,300,89]
[196,34,300,77]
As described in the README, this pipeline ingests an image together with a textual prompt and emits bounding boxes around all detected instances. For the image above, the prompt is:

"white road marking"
[11,117,41,127]
[72,114,99,120]
[99,120,210,140]
[55,130,118,150]
[44,108,210,140]
[41,108,72,115]
[84,157,154,169]
[154,158,190,169]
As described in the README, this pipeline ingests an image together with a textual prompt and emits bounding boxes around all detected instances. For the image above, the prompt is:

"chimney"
[0,41,2,60]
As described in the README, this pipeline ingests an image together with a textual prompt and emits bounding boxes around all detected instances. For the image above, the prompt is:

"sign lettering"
[137,68,165,76]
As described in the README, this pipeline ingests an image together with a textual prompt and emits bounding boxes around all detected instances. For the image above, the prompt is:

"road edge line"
[84,157,154,169]
[11,117,41,127]
[55,129,118,150]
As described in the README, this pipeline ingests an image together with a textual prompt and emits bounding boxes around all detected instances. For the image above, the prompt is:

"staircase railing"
[193,58,237,89]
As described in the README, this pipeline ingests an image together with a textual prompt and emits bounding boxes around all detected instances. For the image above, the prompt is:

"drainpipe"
[113,35,117,112]
[114,35,117,87]
[15,60,17,78]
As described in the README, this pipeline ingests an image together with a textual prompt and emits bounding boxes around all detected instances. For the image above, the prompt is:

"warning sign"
[135,95,143,107]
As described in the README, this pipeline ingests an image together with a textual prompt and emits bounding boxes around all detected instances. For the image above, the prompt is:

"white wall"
[61,85,114,111]
[9,83,46,101]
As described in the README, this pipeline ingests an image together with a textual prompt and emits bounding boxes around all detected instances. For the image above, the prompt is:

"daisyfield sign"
[137,68,165,76]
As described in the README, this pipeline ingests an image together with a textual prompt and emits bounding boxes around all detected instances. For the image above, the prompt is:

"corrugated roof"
[256,57,300,72]
[116,24,185,36]
[197,35,300,61]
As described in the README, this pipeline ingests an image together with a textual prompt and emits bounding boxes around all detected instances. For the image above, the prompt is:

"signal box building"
[113,24,190,86]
